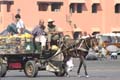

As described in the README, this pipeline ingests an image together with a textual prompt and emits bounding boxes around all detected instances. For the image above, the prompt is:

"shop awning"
[114,0,120,4]
[37,0,63,3]
[69,0,85,4]
[91,27,100,32]
[92,0,100,4]
[73,27,82,32]
[111,27,120,32]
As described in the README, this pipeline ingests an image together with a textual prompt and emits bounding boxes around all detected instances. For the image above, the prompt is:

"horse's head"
[84,36,99,52]
[60,35,75,59]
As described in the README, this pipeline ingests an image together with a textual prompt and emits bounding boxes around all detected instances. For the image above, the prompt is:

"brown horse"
[60,35,99,77]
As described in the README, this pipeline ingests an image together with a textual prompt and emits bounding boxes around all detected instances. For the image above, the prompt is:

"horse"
[60,35,99,77]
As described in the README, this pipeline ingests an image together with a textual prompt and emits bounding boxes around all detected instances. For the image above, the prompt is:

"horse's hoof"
[85,75,89,78]
[77,75,81,77]
[66,75,70,77]
[19,70,23,72]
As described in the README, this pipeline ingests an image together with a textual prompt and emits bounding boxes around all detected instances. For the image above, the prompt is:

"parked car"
[97,33,120,55]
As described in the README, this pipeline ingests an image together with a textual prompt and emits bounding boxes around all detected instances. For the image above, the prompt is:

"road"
[1,56,120,80]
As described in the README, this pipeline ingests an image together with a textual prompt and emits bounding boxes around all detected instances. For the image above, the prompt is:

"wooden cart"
[0,36,65,77]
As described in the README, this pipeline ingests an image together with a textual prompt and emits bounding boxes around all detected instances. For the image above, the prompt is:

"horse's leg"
[77,58,83,77]
[63,60,70,77]
[81,56,89,77]
[65,65,70,77]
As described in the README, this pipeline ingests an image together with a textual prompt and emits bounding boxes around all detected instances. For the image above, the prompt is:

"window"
[7,1,14,12]
[7,3,11,12]
[51,3,62,12]
[0,16,2,24]
[0,4,1,12]
[0,1,14,12]
[92,4,98,13]
[70,3,75,13]
[38,3,48,11]
[115,4,120,13]
[77,3,83,13]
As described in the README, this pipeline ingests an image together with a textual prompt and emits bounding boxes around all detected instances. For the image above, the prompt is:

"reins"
[46,37,97,60]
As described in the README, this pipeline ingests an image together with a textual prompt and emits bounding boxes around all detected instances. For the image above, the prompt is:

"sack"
[51,45,59,51]
[52,34,59,40]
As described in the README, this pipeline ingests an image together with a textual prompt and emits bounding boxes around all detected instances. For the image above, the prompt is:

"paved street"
[1,56,120,80]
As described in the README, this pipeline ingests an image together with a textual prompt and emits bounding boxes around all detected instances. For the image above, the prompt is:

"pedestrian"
[82,31,90,39]
[72,24,81,40]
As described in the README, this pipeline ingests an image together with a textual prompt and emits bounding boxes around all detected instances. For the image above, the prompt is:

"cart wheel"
[0,64,7,77]
[54,68,65,77]
[24,61,38,77]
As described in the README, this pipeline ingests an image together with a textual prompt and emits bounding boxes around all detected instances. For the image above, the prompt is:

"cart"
[0,35,65,77]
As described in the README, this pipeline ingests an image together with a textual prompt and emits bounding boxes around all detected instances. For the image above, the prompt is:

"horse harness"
[77,38,90,52]
[47,37,96,60]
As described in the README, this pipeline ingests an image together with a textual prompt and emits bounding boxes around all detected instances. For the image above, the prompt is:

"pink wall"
[0,0,120,35]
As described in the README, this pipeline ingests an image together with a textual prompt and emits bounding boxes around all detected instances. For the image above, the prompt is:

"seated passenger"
[32,20,46,52]
[7,23,18,35]
[15,14,25,34]
[0,14,31,36]
[46,19,60,50]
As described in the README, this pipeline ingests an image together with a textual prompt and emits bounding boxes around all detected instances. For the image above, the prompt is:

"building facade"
[0,0,120,35]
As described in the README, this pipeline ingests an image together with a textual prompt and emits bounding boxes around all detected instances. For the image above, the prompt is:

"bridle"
[77,39,90,52]
[77,37,98,52]
[47,36,98,60]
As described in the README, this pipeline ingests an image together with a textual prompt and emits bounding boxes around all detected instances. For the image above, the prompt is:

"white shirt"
[16,19,25,29]
[35,35,47,47]
[81,35,90,39]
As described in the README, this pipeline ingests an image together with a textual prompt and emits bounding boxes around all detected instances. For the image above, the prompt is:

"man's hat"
[48,18,54,23]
